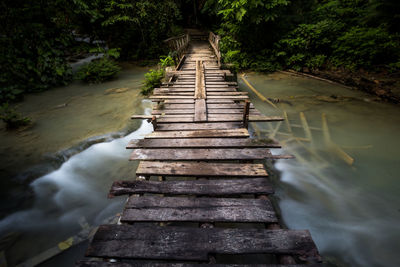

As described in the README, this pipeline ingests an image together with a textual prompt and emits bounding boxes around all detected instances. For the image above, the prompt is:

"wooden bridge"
[77,30,322,266]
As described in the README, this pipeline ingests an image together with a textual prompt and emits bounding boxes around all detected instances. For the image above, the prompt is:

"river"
[1,68,399,266]
[0,63,153,266]
[240,72,400,267]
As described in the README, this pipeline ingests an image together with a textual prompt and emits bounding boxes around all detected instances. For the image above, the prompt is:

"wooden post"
[151,116,157,130]
[242,100,250,129]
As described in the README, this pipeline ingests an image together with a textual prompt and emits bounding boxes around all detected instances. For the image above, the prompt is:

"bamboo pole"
[283,111,293,133]
[321,113,354,166]
[299,112,313,143]
[240,74,278,109]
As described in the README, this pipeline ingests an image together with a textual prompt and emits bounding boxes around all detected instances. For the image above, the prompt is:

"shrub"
[332,26,400,69]
[0,104,31,129]
[76,57,121,83]
[141,69,164,95]
[140,56,175,95]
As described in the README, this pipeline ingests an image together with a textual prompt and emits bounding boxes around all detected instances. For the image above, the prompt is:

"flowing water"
[240,72,400,267]
[1,67,399,266]
[0,64,153,266]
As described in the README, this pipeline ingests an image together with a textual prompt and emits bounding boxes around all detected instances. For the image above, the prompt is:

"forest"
[1,0,399,105]
[1,1,400,267]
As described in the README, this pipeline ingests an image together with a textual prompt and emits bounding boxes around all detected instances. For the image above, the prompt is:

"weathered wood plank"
[208,103,255,109]
[156,122,243,131]
[150,95,195,99]
[194,99,207,122]
[136,161,268,177]
[167,70,231,75]
[207,92,248,96]
[207,96,249,100]
[195,60,206,99]
[155,115,283,123]
[152,109,194,115]
[162,104,194,109]
[130,148,273,161]
[157,117,194,123]
[127,138,281,149]
[163,99,195,103]
[207,115,283,122]
[109,178,274,197]
[208,108,261,114]
[77,262,319,267]
[86,225,321,261]
[121,196,277,223]
[205,99,235,103]
[145,129,249,139]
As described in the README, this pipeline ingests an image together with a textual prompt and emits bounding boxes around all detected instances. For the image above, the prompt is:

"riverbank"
[0,63,148,218]
[283,68,400,104]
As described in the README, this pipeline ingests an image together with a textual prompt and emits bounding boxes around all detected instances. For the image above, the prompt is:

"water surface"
[241,72,400,267]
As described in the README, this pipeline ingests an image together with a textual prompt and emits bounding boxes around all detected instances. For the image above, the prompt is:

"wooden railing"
[164,31,222,68]
[163,34,190,65]
[209,32,221,67]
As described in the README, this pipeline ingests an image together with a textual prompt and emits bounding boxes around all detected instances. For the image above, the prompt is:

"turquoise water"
[241,72,400,267]
[0,65,152,266]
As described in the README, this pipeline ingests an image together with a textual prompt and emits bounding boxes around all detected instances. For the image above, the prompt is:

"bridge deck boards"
[77,262,319,267]
[81,36,320,266]
[86,225,320,262]
[129,148,273,161]
[155,122,243,131]
[136,161,268,177]
[145,128,249,138]
[121,196,277,223]
[108,178,274,197]
[127,138,281,149]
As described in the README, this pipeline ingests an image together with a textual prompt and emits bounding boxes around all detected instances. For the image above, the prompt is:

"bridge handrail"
[163,34,190,65]
[209,32,221,67]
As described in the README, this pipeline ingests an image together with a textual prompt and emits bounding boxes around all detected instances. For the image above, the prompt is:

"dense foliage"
[76,48,122,83]
[76,57,121,83]
[205,0,400,72]
[1,0,399,104]
[0,0,183,103]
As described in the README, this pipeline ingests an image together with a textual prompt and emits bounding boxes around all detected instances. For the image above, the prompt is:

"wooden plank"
[195,60,206,99]
[207,92,248,96]
[152,109,194,115]
[163,99,195,104]
[156,122,243,131]
[130,148,273,161]
[208,109,260,114]
[86,225,321,262]
[127,138,281,149]
[168,70,231,75]
[145,129,249,139]
[136,161,268,177]
[207,115,283,122]
[157,117,194,123]
[77,261,319,267]
[109,178,274,197]
[154,115,283,123]
[150,95,194,99]
[207,96,249,100]
[121,196,277,223]
[162,104,194,109]
[208,103,255,109]
[194,99,207,122]
[205,99,235,103]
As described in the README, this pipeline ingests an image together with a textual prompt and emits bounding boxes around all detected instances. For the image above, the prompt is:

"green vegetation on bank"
[141,56,174,95]
[207,0,400,72]
[1,0,399,104]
